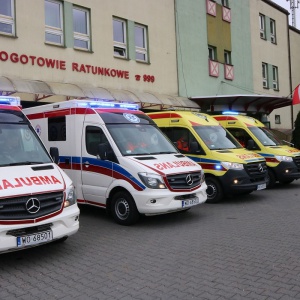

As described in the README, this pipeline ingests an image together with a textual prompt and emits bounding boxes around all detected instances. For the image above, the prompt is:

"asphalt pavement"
[1,180,300,300]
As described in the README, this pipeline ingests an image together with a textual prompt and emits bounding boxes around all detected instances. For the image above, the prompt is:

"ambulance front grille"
[244,162,267,182]
[0,192,64,221]
[293,156,300,171]
[166,172,202,189]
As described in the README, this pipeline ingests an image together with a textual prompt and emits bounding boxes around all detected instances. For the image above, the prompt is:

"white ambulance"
[24,100,207,225]
[0,97,79,253]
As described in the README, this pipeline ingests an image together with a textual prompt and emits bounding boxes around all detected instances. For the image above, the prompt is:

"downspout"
[287,20,294,129]
[174,0,180,98]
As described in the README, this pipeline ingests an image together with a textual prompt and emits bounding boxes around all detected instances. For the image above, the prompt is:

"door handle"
[84,161,90,168]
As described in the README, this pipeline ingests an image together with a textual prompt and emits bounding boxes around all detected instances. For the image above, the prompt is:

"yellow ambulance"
[213,114,300,188]
[147,111,268,203]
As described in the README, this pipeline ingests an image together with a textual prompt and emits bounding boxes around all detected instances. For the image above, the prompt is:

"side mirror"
[49,147,59,164]
[246,139,255,150]
[190,141,199,153]
[98,142,115,161]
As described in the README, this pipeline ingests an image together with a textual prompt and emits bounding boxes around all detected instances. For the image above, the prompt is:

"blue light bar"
[0,96,21,106]
[222,111,239,115]
[74,100,139,110]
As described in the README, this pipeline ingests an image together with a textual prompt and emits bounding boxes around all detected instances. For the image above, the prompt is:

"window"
[222,0,229,7]
[135,24,148,62]
[208,46,216,61]
[48,116,66,141]
[262,63,268,88]
[270,19,276,44]
[113,18,127,58]
[275,115,281,124]
[272,66,278,90]
[73,6,90,50]
[259,14,266,39]
[0,0,15,36]
[45,0,64,45]
[224,50,231,65]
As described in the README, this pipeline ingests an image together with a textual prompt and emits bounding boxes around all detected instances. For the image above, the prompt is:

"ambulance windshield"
[0,123,52,166]
[107,123,178,156]
[194,125,242,150]
[248,126,281,146]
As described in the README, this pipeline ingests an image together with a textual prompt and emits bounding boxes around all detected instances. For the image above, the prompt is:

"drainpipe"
[287,17,294,129]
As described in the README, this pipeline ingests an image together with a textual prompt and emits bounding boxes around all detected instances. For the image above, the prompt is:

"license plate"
[182,197,200,208]
[17,230,53,248]
[257,183,266,190]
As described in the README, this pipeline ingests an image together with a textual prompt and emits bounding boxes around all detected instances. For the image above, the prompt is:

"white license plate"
[17,230,53,248]
[182,197,200,208]
[257,183,266,190]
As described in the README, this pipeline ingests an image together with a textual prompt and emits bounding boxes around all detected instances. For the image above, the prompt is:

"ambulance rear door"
[81,123,114,206]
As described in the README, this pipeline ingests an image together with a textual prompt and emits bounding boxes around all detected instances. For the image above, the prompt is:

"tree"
[292,111,300,150]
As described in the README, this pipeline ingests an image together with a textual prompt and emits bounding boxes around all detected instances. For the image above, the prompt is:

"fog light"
[233,179,238,184]
[285,169,289,173]
[150,199,157,203]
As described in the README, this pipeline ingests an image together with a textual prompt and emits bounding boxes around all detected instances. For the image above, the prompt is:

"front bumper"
[271,161,300,182]
[0,204,80,253]
[131,183,207,215]
[221,169,268,194]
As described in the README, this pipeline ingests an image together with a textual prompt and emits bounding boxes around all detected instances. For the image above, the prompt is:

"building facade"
[0,0,299,130]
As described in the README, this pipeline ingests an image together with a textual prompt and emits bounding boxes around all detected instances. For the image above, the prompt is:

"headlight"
[64,185,77,207]
[275,155,293,162]
[138,173,167,189]
[221,161,244,170]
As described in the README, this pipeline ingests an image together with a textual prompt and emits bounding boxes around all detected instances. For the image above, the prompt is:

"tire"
[111,191,140,225]
[205,177,223,203]
[267,169,276,189]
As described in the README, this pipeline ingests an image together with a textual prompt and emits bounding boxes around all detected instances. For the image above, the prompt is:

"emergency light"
[70,99,139,110]
[0,96,21,106]
[222,111,239,115]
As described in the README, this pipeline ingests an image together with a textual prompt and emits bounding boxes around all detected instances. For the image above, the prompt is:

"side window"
[0,0,15,36]
[73,6,90,50]
[86,126,108,156]
[48,116,66,141]
[113,18,127,58]
[45,0,64,45]
[227,128,258,149]
[259,14,266,39]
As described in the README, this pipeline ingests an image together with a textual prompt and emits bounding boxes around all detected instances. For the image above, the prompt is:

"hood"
[126,154,202,175]
[0,164,68,198]
[261,145,300,157]
[210,148,265,164]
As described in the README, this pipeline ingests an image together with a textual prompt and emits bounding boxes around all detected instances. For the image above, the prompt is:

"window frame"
[45,0,64,46]
[224,50,231,65]
[270,18,276,44]
[113,18,127,59]
[222,0,229,7]
[262,62,268,88]
[73,6,91,51]
[259,14,266,39]
[208,45,217,61]
[134,23,148,62]
[272,65,279,90]
[0,0,15,36]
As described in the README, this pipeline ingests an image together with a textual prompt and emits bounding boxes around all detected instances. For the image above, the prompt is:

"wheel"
[267,169,276,189]
[111,191,140,225]
[205,177,223,203]
[279,179,294,185]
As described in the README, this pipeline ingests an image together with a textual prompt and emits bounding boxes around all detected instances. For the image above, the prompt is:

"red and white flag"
[292,84,300,105]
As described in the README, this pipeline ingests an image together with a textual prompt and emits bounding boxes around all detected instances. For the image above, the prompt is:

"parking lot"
[1,180,300,300]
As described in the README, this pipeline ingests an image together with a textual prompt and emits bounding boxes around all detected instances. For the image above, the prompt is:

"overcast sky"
[271,0,300,29]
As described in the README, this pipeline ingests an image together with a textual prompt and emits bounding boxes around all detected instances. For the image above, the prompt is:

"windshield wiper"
[151,151,178,154]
